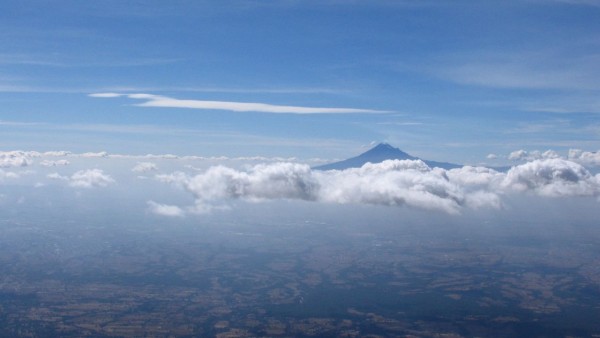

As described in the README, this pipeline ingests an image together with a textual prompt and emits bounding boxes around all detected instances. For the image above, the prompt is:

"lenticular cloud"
[153,158,600,215]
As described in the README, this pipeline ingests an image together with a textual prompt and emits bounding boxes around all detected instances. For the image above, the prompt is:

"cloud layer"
[147,201,184,217]
[3,147,600,216]
[153,158,600,216]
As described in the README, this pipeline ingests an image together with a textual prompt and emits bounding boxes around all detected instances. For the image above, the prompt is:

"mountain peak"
[313,143,461,171]
[371,142,395,150]
[361,143,414,159]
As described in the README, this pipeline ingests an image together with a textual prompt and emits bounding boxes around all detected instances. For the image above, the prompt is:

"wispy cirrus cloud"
[433,48,600,91]
[439,58,600,91]
[89,93,386,114]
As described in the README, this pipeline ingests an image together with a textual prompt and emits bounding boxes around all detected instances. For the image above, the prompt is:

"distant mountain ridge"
[313,143,462,170]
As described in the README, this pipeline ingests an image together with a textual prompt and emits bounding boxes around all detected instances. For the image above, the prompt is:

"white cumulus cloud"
[80,151,108,158]
[508,149,560,161]
[69,169,114,188]
[501,159,600,197]
[0,151,33,168]
[156,160,505,215]
[48,169,115,188]
[153,157,600,215]
[182,162,318,203]
[147,201,184,217]
[315,160,470,214]
[43,151,71,157]
[446,166,503,188]
[568,149,600,166]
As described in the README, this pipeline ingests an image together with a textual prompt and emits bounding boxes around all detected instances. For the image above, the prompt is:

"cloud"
[508,148,600,167]
[69,169,114,188]
[446,166,503,188]
[39,159,70,167]
[157,160,503,215]
[153,157,600,215]
[80,151,108,158]
[132,162,158,173]
[147,201,184,217]
[508,150,529,161]
[49,169,115,188]
[568,149,600,166]
[0,169,20,181]
[89,92,386,114]
[43,151,72,157]
[0,148,307,163]
[182,162,319,203]
[0,151,33,168]
[486,153,498,159]
[315,160,480,214]
[4,147,598,214]
[154,163,318,214]
[501,159,600,197]
[47,172,68,181]
[508,149,560,161]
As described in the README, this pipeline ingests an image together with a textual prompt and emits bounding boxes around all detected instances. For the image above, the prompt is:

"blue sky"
[1,0,600,164]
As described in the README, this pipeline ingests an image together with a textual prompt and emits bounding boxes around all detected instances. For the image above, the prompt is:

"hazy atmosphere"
[2,1,600,337]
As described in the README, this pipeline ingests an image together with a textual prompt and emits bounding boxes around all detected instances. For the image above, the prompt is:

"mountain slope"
[313,143,461,170]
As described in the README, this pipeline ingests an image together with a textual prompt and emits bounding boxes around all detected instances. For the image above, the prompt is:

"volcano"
[313,143,461,170]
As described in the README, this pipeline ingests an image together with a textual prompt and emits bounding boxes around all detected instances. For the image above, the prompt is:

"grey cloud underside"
[155,159,600,215]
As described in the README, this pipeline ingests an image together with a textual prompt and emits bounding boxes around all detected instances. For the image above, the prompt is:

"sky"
[2,0,600,220]
[1,0,599,165]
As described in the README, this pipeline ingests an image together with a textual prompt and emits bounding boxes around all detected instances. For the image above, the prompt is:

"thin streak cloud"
[89,93,387,114]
